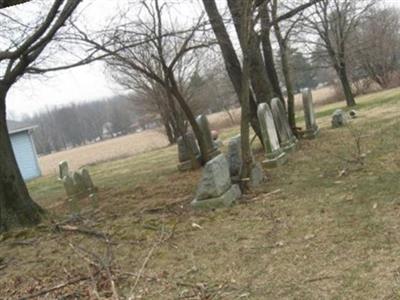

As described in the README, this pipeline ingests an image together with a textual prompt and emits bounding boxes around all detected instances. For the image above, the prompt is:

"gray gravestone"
[59,161,69,180]
[72,172,87,195]
[192,154,241,209]
[331,109,348,128]
[270,98,297,152]
[195,115,221,160]
[177,133,200,171]
[257,103,287,167]
[59,160,97,203]
[80,168,95,191]
[63,176,79,197]
[301,88,320,139]
[227,134,265,186]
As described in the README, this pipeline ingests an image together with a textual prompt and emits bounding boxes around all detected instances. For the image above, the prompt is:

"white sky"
[5,0,400,118]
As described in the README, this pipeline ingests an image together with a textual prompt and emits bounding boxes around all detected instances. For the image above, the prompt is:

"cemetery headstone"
[227,134,264,187]
[58,161,98,212]
[177,133,201,171]
[59,160,69,180]
[257,103,287,167]
[196,114,221,160]
[191,154,241,209]
[331,109,348,128]
[270,98,297,152]
[301,88,320,139]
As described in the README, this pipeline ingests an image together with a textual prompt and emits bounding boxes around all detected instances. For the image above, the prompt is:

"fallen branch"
[18,275,92,300]
[55,225,109,241]
[245,189,282,203]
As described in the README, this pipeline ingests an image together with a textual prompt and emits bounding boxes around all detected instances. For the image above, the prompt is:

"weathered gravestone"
[257,103,287,167]
[270,98,297,152]
[191,154,241,209]
[227,134,264,187]
[331,109,348,128]
[195,115,221,161]
[58,161,97,212]
[177,133,201,171]
[301,88,320,139]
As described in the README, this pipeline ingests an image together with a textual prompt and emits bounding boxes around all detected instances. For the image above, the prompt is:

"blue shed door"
[10,132,41,181]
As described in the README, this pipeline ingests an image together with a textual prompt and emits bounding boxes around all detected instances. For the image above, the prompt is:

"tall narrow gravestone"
[301,88,320,139]
[257,103,287,167]
[227,134,264,187]
[196,115,221,161]
[270,98,297,152]
[191,154,241,209]
[177,132,201,171]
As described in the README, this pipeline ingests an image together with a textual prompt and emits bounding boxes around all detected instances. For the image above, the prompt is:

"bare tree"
[74,0,215,163]
[304,0,376,106]
[0,0,83,232]
[354,6,400,89]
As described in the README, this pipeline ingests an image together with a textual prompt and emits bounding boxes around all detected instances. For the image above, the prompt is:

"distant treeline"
[21,97,146,155]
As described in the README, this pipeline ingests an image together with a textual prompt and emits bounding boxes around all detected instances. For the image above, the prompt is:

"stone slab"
[191,184,241,209]
[195,154,231,200]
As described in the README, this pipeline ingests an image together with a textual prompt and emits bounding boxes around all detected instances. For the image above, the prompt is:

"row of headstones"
[188,88,320,209]
[59,161,98,214]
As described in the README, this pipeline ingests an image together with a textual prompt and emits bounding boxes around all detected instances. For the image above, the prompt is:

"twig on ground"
[18,274,93,300]
[245,189,282,203]
[55,224,110,241]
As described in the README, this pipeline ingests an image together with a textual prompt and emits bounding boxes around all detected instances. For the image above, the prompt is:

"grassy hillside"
[1,88,400,299]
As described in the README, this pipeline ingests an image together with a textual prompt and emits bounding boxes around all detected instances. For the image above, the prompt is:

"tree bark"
[335,62,356,106]
[273,21,296,130]
[0,87,43,233]
[202,0,263,143]
[227,0,274,104]
[168,74,210,163]
[260,4,285,104]
[239,0,252,193]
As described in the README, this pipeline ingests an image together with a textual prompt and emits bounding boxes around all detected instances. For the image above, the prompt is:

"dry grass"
[39,130,169,176]
[2,88,400,299]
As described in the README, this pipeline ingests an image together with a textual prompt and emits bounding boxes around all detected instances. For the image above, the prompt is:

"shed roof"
[7,120,37,135]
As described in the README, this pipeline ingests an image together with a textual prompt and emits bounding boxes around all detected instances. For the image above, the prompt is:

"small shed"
[7,120,42,181]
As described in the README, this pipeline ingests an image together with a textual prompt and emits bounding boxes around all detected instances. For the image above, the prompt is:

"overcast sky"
[5,0,400,119]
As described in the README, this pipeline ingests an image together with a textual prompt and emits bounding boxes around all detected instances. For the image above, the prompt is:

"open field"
[1,88,400,299]
[38,86,336,177]
[39,130,169,176]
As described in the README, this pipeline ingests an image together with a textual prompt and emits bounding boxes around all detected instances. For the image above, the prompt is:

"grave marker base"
[262,151,288,168]
[191,184,241,209]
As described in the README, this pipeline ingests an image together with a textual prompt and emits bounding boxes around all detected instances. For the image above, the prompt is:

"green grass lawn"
[1,88,400,299]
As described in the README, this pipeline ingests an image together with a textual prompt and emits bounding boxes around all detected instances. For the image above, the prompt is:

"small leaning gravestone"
[331,109,348,128]
[177,132,201,171]
[191,154,241,209]
[195,114,221,161]
[257,103,287,167]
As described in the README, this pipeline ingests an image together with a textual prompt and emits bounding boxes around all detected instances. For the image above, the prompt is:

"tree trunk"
[260,4,285,104]
[0,89,43,233]
[273,22,296,130]
[336,63,356,106]
[168,76,210,163]
[227,0,274,104]
[202,0,263,144]
[239,0,252,193]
